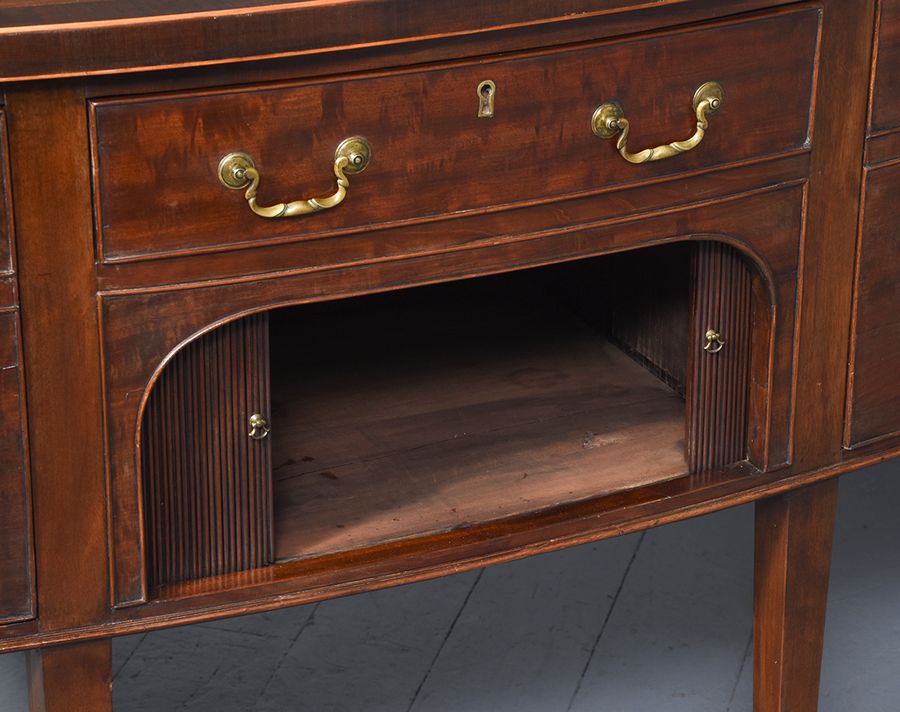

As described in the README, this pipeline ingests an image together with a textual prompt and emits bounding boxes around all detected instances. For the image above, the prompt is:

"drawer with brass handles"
[89,6,820,263]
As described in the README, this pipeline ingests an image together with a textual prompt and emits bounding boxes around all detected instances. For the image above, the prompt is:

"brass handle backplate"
[218,136,372,218]
[703,329,726,354]
[592,82,725,164]
[248,413,271,440]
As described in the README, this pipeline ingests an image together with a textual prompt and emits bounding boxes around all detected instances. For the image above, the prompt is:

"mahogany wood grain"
[746,270,773,469]
[865,129,900,166]
[93,153,811,292]
[754,480,839,712]
[0,4,885,711]
[0,109,12,275]
[0,100,34,626]
[103,185,804,605]
[871,0,900,136]
[89,7,820,262]
[6,85,110,630]
[2,444,892,654]
[687,242,752,472]
[0,309,34,624]
[0,0,804,82]
[844,160,900,450]
[142,313,272,590]
[791,0,876,473]
[27,639,112,712]
[270,289,687,562]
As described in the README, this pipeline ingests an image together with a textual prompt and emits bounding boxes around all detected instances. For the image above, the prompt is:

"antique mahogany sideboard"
[0,1,895,710]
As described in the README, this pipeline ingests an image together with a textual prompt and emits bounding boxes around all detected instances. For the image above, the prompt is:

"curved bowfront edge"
[0,444,896,655]
[0,0,799,81]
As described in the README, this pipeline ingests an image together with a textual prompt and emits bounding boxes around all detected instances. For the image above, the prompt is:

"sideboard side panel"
[0,310,34,624]
[0,104,34,626]
[845,161,900,449]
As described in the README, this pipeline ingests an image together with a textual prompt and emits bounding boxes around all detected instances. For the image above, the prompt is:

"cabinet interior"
[141,242,756,593]
[270,248,691,563]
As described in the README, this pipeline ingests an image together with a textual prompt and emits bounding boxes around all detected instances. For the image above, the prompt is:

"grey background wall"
[1,461,897,711]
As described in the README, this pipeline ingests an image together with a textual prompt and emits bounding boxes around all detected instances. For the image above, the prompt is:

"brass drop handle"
[592,82,725,164]
[704,329,726,354]
[218,136,372,218]
[248,413,271,440]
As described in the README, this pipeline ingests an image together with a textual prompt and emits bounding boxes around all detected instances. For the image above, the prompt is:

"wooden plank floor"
[1,461,898,711]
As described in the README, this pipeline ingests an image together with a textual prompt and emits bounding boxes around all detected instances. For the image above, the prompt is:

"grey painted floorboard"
[252,570,480,712]
[114,604,318,712]
[719,462,900,712]
[0,462,898,711]
[409,537,641,712]
[819,463,900,712]
[568,505,755,712]
[0,651,25,712]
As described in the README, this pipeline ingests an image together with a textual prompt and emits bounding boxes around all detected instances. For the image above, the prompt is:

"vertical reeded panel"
[142,313,272,591]
[687,242,753,473]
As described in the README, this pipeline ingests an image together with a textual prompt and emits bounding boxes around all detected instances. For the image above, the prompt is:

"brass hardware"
[703,329,726,354]
[592,81,725,164]
[477,80,496,118]
[248,413,270,440]
[218,136,372,218]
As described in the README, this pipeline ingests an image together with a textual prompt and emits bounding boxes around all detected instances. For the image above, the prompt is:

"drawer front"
[0,310,34,624]
[90,7,820,263]
[846,162,900,449]
[872,0,900,135]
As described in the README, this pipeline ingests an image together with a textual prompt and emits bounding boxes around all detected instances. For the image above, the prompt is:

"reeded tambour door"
[687,242,754,473]
[141,313,272,592]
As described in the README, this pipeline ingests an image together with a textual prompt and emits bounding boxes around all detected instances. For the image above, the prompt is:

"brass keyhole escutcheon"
[477,80,496,118]
[704,329,726,354]
[248,413,271,440]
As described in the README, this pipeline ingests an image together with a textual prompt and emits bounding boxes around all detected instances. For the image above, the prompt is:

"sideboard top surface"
[0,0,797,81]
[0,0,780,26]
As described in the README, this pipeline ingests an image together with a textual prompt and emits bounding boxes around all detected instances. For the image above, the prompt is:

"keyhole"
[477,80,496,118]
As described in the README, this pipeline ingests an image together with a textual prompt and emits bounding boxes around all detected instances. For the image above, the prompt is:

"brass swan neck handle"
[218,136,372,219]
[592,82,725,164]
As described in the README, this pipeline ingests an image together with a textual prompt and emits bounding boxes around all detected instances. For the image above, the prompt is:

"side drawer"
[0,310,34,624]
[90,6,820,263]
[845,161,900,449]
[871,0,900,136]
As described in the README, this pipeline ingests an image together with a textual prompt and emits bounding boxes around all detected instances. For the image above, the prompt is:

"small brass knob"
[704,329,726,354]
[248,413,270,440]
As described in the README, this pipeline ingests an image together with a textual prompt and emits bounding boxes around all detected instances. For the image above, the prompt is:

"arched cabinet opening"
[140,240,770,594]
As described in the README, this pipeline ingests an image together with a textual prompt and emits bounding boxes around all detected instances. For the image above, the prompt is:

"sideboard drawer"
[90,7,820,263]
[0,310,34,624]
[872,0,900,135]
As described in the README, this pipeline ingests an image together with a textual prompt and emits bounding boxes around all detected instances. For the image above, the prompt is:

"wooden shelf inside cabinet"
[270,297,688,562]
